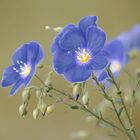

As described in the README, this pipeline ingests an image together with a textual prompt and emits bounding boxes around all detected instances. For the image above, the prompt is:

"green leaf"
[70,105,79,109]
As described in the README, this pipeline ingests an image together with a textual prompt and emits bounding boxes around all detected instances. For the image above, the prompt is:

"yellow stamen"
[24,66,31,76]
[77,50,91,64]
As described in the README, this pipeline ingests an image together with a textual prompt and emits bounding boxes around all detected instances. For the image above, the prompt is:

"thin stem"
[34,74,130,138]
[106,69,138,140]
[92,74,133,140]
[51,87,124,133]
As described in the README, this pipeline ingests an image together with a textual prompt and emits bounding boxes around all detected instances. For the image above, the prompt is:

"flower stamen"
[76,49,91,64]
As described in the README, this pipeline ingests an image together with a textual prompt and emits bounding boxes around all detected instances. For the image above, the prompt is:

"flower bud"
[39,103,47,115]
[22,89,30,102]
[33,109,39,119]
[46,105,55,114]
[82,92,89,106]
[19,104,27,116]
[72,83,82,100]
[45,25,62,32]
[45,70,54,88]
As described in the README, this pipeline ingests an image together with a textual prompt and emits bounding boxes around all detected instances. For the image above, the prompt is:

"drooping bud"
[82,92,89,106]
[39,103,47,115]
[33,109,39,119]
[22,89,30,102]
[19,104,27,116]
[72,83,82,100]
[46,105,55,115]
[45,70,54,90]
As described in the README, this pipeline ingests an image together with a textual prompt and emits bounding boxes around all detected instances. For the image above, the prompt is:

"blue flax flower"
[117,25,140,60]
[95,40,126,88]
[1,41,44,96]
[51,16,108,83]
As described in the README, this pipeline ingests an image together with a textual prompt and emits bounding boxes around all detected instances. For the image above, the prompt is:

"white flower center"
[75,48,91,64]
[110,60,121,73]
[13,60,31,77]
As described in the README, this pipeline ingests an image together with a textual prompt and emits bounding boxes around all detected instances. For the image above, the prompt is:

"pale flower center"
[110,60,121,73]
[13,60,31,77]
[76,48,91,64]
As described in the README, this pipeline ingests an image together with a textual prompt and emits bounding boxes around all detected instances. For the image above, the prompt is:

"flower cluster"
[0,15,139,140]
[1,16,138,95]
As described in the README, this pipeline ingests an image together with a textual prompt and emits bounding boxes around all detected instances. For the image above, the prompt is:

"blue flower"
[51,16,108,83]
[117,25,140,60]
[1,41,44,96]
[95,40,126,88]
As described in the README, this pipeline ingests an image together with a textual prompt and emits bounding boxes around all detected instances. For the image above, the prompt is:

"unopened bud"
[40,103,47,115]
[45,25,63,32]
[22,89,30,102]
[45,71,54,88]
[73,83,82,100]
[19,104,27,116]
[46,105,55,114]
[33,109,39,119]
[82,92,89,106]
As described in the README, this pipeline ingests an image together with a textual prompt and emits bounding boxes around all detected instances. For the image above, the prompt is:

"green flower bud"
[82,92,89,106]
[39,103,47,115]
[45,25,62,32]
[46,105,55,114]
[72,83,82,100]
[19,104,27,116]
[45,70,54,89]
[33,109,39,119]
[22,89,30,102]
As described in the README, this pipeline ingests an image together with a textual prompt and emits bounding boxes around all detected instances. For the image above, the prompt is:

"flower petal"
[97,70,108,81]
[9,79,24,96]
[24,65,36,87]
[53,50,75,74]
[89,52,108,70]
[104,40,126,63]
[64,65,92,83]
[51,24,76,53]
[27,41,44,64]
[59,25,85,52]
[12,44,28,64]
[79,16,97,34]
[86,26,106,55]
[1,65,20,87]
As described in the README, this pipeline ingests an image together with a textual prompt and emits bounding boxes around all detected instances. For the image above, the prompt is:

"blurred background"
[0,0,140,140]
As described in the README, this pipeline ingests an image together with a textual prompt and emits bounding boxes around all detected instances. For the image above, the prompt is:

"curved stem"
[92,74,133,140]
[34,74,132,139]
[106,68,138,140]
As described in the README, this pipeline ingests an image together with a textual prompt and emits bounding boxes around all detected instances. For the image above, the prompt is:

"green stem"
[34,74,130,138]
[106,69,138,140]
[92,74,133,140]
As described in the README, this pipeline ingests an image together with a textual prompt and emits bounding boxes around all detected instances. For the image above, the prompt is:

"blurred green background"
[0,0,140,140]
